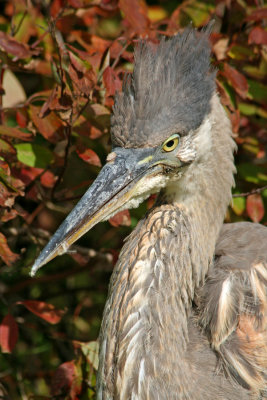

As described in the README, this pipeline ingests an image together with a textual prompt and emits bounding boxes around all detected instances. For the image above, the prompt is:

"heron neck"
[97,96,235,398]
[163,94,235,285]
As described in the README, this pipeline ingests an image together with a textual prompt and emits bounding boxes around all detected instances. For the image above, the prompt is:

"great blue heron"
[31,28,267,399]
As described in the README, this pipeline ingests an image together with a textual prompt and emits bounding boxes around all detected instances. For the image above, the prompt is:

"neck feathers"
[97,94,236,398]
[164,94,235,283]
[98,205,197,398]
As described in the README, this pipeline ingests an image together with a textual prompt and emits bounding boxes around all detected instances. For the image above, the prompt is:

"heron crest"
[111,27,216,148]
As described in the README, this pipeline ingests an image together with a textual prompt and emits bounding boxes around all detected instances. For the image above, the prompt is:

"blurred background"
[0,0,266,398]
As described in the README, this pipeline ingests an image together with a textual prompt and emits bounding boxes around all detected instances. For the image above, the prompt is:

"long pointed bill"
[31,147,164,276]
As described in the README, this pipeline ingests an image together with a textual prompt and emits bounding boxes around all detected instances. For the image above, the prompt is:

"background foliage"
[0,0,266,398]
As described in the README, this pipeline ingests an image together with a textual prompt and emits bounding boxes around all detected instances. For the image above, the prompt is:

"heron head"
[31,27,215,275]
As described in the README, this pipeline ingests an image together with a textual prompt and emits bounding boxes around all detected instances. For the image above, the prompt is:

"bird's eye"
[162,134,179,152]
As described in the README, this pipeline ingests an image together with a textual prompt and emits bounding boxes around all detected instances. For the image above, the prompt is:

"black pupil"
[166,140,174,148]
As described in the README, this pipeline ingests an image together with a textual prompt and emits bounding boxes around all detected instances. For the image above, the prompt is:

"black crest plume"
[111,27,216,148]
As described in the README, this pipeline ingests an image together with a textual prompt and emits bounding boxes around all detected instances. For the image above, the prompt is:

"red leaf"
[103,67,122,97]
[1,208,18,222]
[248,26,267,45]
[229,109,240,133]
[0,162,24,197]
[103,67,116,97]
[15,166,43,186]
[50,0,65,17]
[26,184,39,201]
[76,147,101,167]
[110,40,132,62]
[0,125,32,141]
[40,170,57,188]
[0,173,24,208]
[51,361,75,393]
[91,35,111,53]
[68,0,84,7]
[26,59,52,75]
[51,360,81,399]
[73,118,103,139]
[90,125,103,139]
[105,96,113,108]
[0,137,16,155]
[0,159,10,174]
[17,300,65,324]
[67,44,97,65]
[246,8,267,21]
[0,32,32,59]
[0,314,18,353]
[68,64,96,97]
[1,207,27,223]
[0,182,13,207]
[68,51,87,73]
[16,110,28,128]
[29,105,64,143]
[100,0,119,10]
[68,51,97,96]
[119,0,150,35]
[246,194,265,223]
[0,233,19,265]
[109,209,131,227]
[39,87,72,118]
[223,64,248,99]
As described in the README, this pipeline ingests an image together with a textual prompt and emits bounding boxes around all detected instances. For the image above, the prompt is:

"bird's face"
[31,130,198,275]
[31,28,214,275]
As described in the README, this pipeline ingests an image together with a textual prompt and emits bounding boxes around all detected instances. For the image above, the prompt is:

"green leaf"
[238,103,267,118]
[218,79,236,109]
[84,104,110,130]
[12,13,32,42]
[183,1,214,26]
[262,188,267,199]
[228,45,254,61]
[231,196,246,216]
[0,125,32,140]
[14,143,53,168]
[0,138,16,154]
[81,341,99,370]
[247,79,267,104]
[243,64,267,80]
[238,164,267,184]
[51,61,62,85]
[258,173,267,182]
[242,137,260,156]
[35,16,53,55]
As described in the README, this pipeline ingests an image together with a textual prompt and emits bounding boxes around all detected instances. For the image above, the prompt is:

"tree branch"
[232,185,267,198]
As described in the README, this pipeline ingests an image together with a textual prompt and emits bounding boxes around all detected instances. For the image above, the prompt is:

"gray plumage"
[111,28,215,148]
[98,30,267,399]
[31,27,267,400]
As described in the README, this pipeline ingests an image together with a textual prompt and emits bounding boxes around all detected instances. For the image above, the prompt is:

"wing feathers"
[198,222,267,395]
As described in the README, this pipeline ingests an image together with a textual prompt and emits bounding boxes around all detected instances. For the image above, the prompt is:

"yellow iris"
[162,134,179,152]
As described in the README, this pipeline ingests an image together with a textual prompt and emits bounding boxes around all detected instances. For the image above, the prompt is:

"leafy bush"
[0,0,266,398]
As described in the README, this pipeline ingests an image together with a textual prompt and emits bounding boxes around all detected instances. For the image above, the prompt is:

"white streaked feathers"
[138,359,145,393]
[192,115,212,159]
